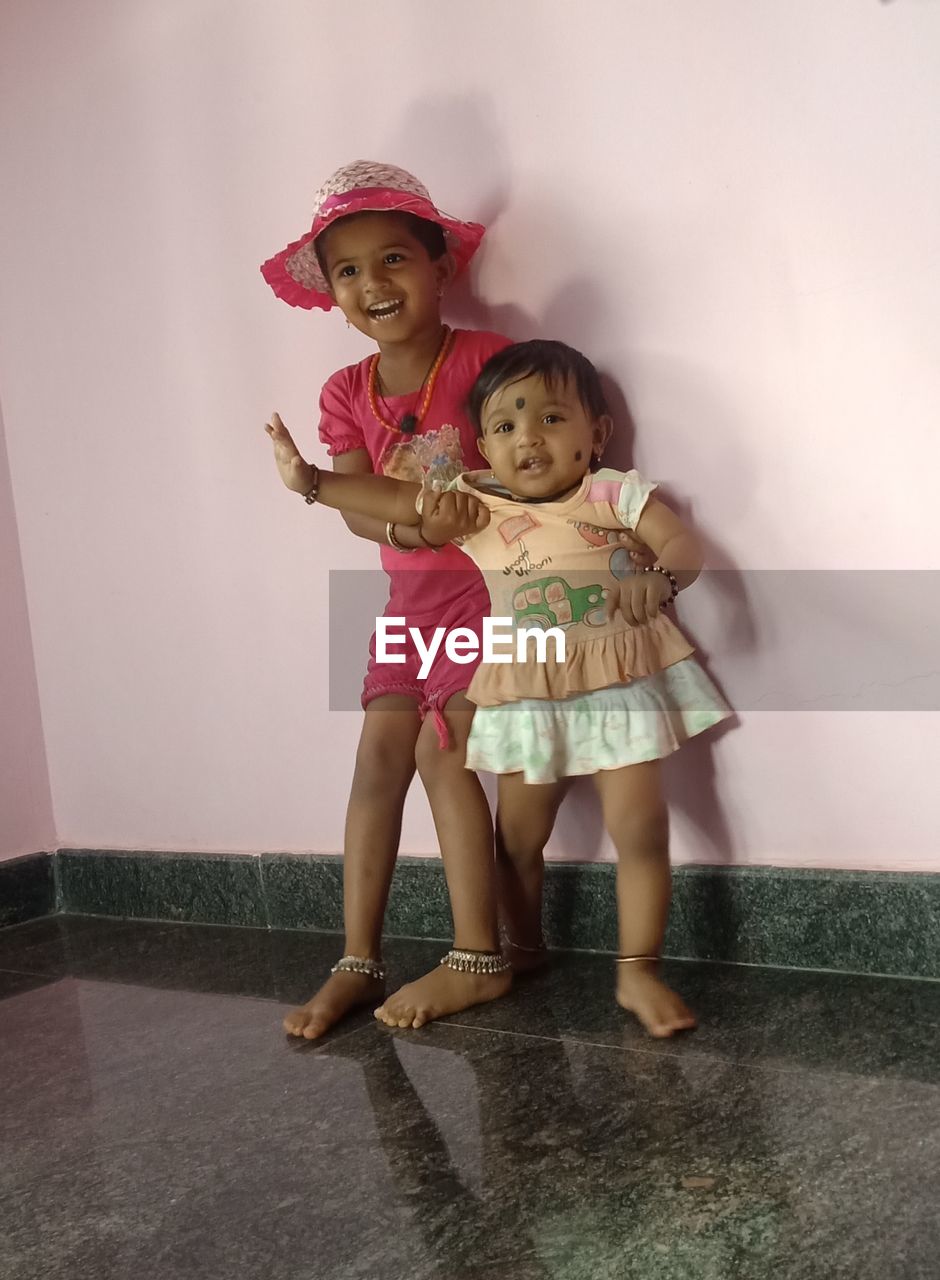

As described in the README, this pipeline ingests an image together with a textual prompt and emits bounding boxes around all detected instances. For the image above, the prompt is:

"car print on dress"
[511,576,608,630]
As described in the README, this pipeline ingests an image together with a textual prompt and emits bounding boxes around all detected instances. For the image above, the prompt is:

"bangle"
[302,465,320,505]
[643,565,679,603]
[385,521,415,554]
[417,529,445,554]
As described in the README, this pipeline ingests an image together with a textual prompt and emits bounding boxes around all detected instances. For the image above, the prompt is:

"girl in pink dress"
[263,162,514,1034]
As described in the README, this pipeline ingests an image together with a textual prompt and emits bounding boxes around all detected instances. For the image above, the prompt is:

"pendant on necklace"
[400,413,417,434]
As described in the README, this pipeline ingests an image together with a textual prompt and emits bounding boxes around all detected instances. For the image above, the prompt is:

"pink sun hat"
[260,160,486,312]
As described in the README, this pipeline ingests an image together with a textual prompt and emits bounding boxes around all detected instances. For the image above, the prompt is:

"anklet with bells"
[331,955,386,981]
[440,948,511,975]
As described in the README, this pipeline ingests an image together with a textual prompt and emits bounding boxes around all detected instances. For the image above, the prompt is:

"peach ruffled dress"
[447,469,730,783]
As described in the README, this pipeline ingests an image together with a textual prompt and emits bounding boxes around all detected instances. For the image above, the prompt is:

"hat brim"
[260,188,485,311]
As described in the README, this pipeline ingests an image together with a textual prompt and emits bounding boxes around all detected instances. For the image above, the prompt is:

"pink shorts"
[362,611,485,749]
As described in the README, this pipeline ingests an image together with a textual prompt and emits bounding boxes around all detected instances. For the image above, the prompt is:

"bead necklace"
[367,326,455,435]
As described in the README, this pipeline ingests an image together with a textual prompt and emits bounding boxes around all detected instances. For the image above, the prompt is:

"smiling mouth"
[518,456,550,473]
[366,299,404,322]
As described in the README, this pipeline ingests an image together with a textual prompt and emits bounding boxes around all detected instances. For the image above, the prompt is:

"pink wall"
[0,0,937,870]
[0,405,55,858]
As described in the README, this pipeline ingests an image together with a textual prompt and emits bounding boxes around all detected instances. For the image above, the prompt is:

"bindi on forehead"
[515,397,525,409]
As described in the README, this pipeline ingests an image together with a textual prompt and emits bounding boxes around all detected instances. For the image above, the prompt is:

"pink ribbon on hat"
[318,187,428,220]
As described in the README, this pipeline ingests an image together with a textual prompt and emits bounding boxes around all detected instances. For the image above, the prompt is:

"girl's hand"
[605,570,672,626]
[420,486,490,546]
[265,411,317,495]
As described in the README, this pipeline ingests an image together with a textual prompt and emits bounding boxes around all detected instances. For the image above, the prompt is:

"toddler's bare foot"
[615,962,697,1038]
[283,970,385,1040]
[374,962,511,1030]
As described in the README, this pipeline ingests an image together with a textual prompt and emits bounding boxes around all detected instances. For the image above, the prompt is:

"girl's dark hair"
[315,211,447,281]
[467,340,610,435]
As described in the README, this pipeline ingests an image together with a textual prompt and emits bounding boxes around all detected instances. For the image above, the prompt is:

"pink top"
[318,329,510,626]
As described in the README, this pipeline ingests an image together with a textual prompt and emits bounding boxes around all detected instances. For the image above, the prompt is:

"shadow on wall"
[383,95,759,870]
[382,92,527,335]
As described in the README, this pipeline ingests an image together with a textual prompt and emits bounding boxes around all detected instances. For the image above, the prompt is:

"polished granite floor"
[2,916,939,1280]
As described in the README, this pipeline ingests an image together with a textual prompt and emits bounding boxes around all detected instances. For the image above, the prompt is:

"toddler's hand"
[605,571,672,626]
[265,411,317,495]
[420,486,490,546]
[612,529,655,569]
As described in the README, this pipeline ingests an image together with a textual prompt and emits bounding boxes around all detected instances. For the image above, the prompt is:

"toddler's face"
[477,374,611,501]
[318,212,451,344]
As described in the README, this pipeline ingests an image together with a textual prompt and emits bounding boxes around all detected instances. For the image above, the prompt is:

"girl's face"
[319,212,453,347]
[477,373,612,501]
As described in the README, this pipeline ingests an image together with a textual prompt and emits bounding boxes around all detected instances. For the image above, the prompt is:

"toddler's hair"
[314,211,448,282]
[467,339,610,435]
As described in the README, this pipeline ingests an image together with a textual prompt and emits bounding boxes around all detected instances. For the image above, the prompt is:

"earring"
[346,318,351,328]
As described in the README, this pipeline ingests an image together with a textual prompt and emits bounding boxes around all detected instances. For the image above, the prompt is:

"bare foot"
[615,962,697,1038]
[374,963,511,1030]
[283,970,385,1040]
[507,943,550,976]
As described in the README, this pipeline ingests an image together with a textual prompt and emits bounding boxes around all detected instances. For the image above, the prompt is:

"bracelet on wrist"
[643,564,679,604]
[417,529,445,554]
[386,521,416,554]
[302,465,320,505]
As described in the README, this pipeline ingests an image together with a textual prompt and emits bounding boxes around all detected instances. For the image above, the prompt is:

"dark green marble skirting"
[0,853,56,927]
[40,849,940,980]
